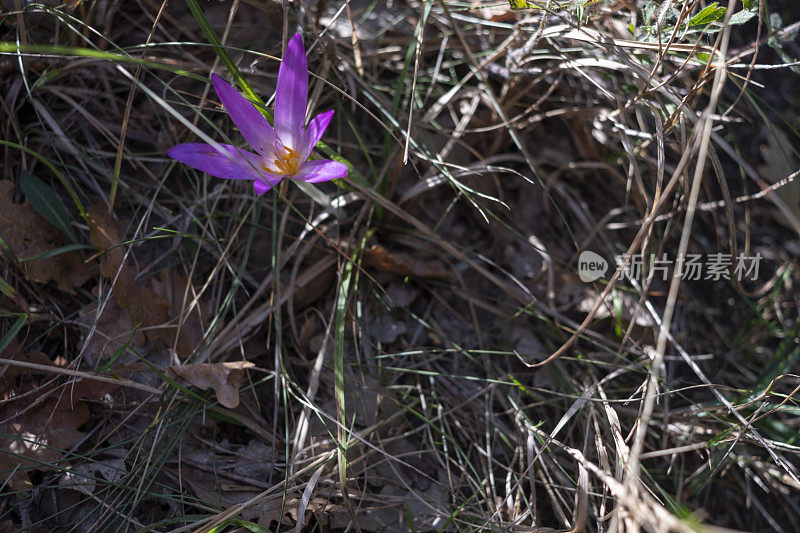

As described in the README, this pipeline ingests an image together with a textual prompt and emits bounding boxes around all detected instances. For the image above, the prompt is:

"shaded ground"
[1,1,800,531]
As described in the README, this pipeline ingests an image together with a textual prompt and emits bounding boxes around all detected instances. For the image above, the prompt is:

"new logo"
[578,251,608,282]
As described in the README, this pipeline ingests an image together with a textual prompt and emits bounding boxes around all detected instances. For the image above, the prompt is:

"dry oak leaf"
[178,466,306,527]
[86,203,170,332]
[0,180,91,293]
[87,203,203,357]
[77,291,146,367]
[0,347,98,490]
[361,243,451,280]
[149,269,205,358]
[167,361,254,408]
[0,397,90,490]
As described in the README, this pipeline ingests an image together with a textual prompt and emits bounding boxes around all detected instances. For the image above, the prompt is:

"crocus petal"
[274,33,308,151]
[300,109,334,162]
[211,74,281,158]
[167,143,265,181]
[253,179,276,196]
[293,159,348,184]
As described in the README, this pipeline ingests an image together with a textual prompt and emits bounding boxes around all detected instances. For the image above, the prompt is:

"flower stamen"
[272,145,301,176]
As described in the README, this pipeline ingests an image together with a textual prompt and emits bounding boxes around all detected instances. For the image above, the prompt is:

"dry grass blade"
[2,1,799,531]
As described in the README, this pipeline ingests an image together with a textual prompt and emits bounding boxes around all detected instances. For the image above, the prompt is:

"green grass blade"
[19,170,77,242]
[0,139,86,220]
[0,315,26,353]
[182,0,271,120]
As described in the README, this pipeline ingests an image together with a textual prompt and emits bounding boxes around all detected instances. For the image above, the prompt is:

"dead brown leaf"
[87,202,170,337]
[179,468,302,527]
[174,442,304,527]
[149,270,205,358]
[0,180,92,293]
[183,476,326,528]
[87,203,203,357]
[0,344,112,490]
[167,361,254,408]
[78,291,146,367]
[0,397,90,489]
[362,242,451,280]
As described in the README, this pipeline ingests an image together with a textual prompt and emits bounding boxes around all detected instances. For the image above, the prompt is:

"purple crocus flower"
[167,33,347,195]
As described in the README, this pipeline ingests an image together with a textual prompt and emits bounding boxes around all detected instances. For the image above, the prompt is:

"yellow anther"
[272,145,301,176]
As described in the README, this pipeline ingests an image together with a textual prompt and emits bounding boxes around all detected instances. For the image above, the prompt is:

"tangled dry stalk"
[1,0,800,531]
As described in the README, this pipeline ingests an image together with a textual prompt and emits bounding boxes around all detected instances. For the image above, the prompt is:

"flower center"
[261,144,301,177]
